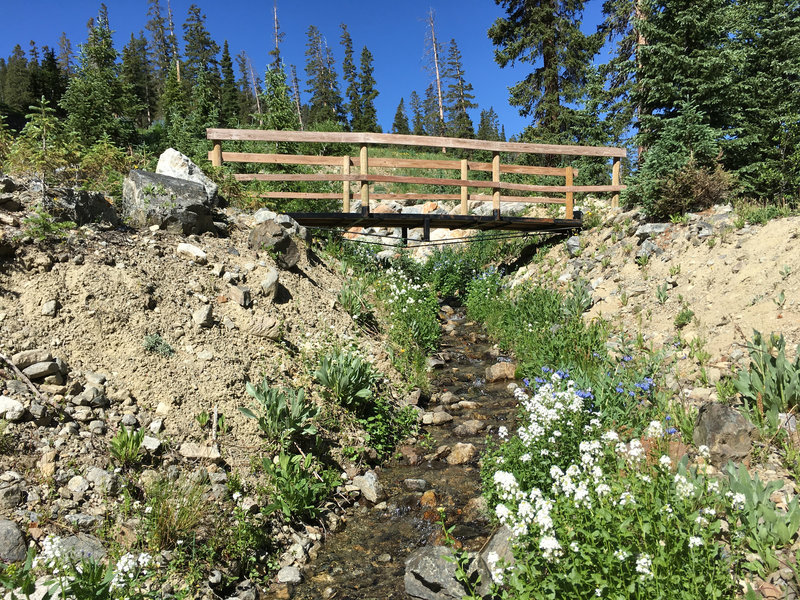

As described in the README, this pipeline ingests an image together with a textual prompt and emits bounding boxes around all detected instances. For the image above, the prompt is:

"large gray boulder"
[405,546,490,600]
[693,402,756,466]
[122,170,216,234]
[156,148,218,202]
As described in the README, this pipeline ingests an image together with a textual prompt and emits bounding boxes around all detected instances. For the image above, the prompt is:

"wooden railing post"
[342,155,351,213]
[211,140,222,167]
[359,145,369,215]
[492,152,500,218]
[612,157,621,208]
[460,159,469,215]
[565,166,574,220]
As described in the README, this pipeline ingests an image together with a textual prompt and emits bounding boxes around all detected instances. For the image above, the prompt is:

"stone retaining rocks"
[0,519,26,563]
[693,402,756,466]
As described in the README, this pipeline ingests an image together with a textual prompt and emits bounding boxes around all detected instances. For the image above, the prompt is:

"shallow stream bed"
[291,309,517,600]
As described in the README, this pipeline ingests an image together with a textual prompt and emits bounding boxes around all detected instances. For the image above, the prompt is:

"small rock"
[67,475,90,496]
[0,519,26,563]
[11,348,52,369]
[141,436,162,453]
[353,470,386,503]
[446,443,478,465]
[176,243,207,264]
[193,305,214,328]
[249,315,281,339]
[693,402,756,466]
[453,420,485,437]
[41,299,59,317]
[431,411,453,425]
[0,396,26,422]
[485,362,516,382]
[22,361,60,380]
[260,268,280,300]
[420,490,437,508]
[403,478,428,492]
[276,566,302,584]
[228,285,252,308]
[179,442,221,461]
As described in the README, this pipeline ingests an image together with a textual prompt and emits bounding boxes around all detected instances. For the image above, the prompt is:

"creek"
[291,308,518,600]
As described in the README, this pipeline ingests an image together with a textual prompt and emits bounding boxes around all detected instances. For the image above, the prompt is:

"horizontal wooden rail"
[208,128,627,158]
[233,172,623,194]
[208,128,627,219]
[218,151,572,177]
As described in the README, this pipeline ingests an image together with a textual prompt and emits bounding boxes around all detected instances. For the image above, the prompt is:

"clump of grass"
[109,426,145,469]
[144,476,209,551]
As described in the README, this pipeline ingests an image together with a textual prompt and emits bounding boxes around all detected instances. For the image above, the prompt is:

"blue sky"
[0,1,605,138]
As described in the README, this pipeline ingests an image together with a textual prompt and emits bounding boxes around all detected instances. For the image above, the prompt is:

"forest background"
[0,0,797,218]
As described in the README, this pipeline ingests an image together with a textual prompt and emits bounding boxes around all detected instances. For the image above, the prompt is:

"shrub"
[22,209,76,241]
[240,379,318,449]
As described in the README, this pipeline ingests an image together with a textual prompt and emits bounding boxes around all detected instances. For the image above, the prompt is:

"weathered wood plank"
[207,128,627,158]
[233,172,625,193]
[246,191,567,204]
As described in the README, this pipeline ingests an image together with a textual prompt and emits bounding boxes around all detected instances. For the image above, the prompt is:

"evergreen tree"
[392,98,410,134]
[353,46,380,132]
[422,83,445,136]
[61,6,138,145]
[182,4,220,86]
[340,24,359,130]
[0,59,6,106]
[477,107,502,141]
[443,39,476,138]
[121,33,155,127]
[161,59,187,130]
[3,45,32,113]
[410,90,425,136]
[489,0,600,143]
[145,0,175,100]
[269,1,285,70]
[304,25,345,127]
[236,51,259,124]
[28,42,41,102]
[38,47,67,113]
[262,67,299,134]
[727,0,800,201]
[219,41,239,126]
[57,32,75,77]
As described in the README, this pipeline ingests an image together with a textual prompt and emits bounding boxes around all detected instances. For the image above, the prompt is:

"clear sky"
[0,0,605,138]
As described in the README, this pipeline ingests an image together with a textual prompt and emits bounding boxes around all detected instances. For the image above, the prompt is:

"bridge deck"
[287,211,582,239]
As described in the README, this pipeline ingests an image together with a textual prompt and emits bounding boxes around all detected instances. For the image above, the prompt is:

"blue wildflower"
[666,427,677,435]
[522,378,530,387]
[541,366,551,373]
[622,355,633,362]
[615,384,625,393]
[534,377,545,384]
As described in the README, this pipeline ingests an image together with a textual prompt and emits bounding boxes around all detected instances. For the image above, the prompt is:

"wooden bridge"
[207,129,626,241]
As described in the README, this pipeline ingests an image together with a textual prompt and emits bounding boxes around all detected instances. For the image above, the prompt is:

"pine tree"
[57,32,75,78]
[219,41,239,126]
[476,107,502,141]
[304,25,345,127]
[353,46,379,132]
[489,0,601,143]
[61,6,138,145]
[162,59,187,130]
[236,51,259,124]
[392,98,410,134]
[443,39,476,139]
[269,1,285,70]
[121,33,155,127]
[182,4,220,86]
[28,42,41,103]
[410,90,425,136]
[145,0,175,101]
[422,83,445,137]
[262,67,299,134]
[3,45,32,113]
[726,0,800,201]
[340,24,359,130]
[38,47,67,112]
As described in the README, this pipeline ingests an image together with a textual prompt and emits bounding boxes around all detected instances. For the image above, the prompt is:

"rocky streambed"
[286,308,518,600]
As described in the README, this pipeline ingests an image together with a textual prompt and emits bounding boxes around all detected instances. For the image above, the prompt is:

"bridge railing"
[207,129,626,220]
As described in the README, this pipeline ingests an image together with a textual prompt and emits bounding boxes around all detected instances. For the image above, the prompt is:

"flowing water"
[292,309,518,600]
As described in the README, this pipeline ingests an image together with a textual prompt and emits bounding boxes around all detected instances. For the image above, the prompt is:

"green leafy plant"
[674,305,695,329]
[143,333,174,357]
[561,278,592,320]
[196,411,210,428]
[338,277,376,328]
[670,213,690,225]
[635,253,650,267]
[734,330,800,427]
[314,348,377,413]
[109,426,145,469]
[22,208,76,241]
[780,265,792,280]
[725,462,800,575]
[655,283,669,305]
[669,264,682,277]
[261,452,333,522]
[773,290,786,309]
[688,336,711,366]
[240,379,318,449]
